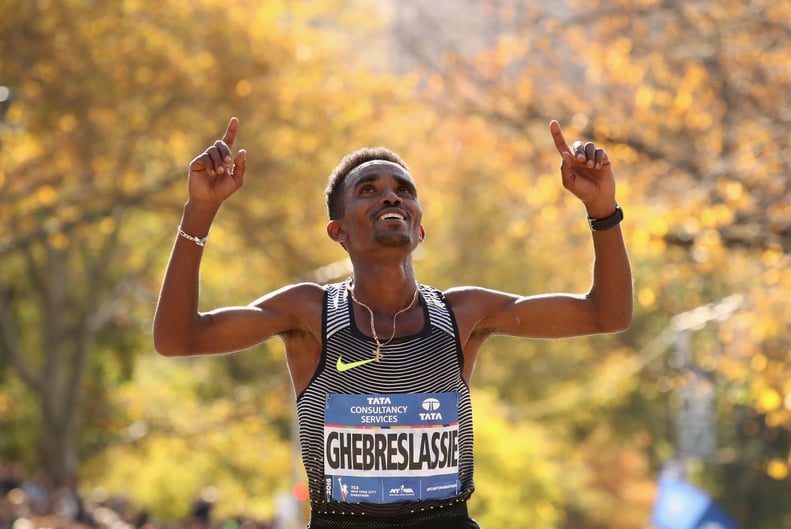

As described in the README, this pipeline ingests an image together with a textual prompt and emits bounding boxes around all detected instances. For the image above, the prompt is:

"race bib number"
[324,392,461,504]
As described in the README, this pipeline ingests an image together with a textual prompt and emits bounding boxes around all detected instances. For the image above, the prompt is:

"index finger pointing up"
[222,116,239,148]
[549,120,572,157]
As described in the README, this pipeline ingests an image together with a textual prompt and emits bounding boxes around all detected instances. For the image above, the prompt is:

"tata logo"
[421,398,441,411]
[420,398,442,420]
[367,396,391,404]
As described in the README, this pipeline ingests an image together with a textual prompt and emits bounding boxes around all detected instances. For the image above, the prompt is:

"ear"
[326,220,348,244]
[419,225,426,242]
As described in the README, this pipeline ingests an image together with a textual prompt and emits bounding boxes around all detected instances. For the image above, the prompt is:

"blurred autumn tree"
[0,0,426,506]
[387,0,791,527]
[2,0,790,528]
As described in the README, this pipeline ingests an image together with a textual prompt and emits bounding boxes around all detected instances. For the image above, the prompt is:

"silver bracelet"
[178,225,209,247]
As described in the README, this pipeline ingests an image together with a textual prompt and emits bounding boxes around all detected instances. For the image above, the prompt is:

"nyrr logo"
[389,484,415,495]
[420,397,442,420]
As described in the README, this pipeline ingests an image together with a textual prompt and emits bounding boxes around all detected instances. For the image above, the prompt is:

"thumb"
[560,151,580,193]
[232,149,247,183]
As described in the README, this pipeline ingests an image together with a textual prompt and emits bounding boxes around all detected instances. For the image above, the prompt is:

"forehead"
[345,160,415,188]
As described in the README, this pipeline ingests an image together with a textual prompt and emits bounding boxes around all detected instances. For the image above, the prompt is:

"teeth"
[379,212,405,220]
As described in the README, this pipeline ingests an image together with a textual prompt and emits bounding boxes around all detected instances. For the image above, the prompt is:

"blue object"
[652,477,740,529]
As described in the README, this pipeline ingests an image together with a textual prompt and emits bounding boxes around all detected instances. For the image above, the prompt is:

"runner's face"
[339,163,422,250]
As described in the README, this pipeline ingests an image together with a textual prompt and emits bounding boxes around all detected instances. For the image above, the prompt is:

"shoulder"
[253,281,327,304]
[250,282,327,322]
[443,285,522,337]
[245,282,328,338]
[443,285,517,310]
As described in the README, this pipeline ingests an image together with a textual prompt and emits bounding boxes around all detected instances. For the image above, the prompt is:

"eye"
[398,185,415,196]
[359,184,376,194]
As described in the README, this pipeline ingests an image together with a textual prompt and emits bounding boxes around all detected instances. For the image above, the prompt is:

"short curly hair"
[325,147,409,220]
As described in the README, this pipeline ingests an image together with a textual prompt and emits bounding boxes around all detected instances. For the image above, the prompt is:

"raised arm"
[152,118,318,357]
[448,120,632,343]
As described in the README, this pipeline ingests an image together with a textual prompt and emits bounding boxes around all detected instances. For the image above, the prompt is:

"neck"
[345,274,421,360]
[347,266,418,314]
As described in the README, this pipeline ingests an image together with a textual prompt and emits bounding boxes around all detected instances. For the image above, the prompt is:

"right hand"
[188,117,247,206]
[549,120,616,219]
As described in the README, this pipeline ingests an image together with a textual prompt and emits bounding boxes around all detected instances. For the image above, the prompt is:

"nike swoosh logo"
[336,355,377,372]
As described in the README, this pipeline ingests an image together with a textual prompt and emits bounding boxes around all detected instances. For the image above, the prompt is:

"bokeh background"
[1,1,789,528]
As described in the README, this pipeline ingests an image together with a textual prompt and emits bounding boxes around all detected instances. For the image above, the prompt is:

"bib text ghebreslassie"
[323,392,461,504]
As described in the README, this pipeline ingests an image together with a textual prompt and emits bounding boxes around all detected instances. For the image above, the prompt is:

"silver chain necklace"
[346,278,419,360]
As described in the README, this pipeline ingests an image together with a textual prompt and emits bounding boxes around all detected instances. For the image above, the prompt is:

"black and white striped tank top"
[296,281,475,517]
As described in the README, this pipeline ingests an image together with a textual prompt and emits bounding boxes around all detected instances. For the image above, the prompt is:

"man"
[153,117,632,529]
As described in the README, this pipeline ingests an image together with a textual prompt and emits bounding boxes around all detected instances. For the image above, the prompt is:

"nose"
[380,186,401,205]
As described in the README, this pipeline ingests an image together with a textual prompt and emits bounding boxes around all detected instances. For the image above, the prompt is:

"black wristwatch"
[588,205,624,231]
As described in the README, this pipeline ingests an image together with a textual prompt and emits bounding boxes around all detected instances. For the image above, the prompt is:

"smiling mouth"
[377,212,406,221]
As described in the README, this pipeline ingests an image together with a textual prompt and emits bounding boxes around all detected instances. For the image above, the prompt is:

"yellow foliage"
[766,459,789,481]
[470,390,563,529]
[2,0,791,524]
[756,387,782,413]
[85,356,295,520]
[638,287,656,308]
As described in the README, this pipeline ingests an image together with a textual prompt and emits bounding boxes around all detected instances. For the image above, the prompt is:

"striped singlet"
[296,281,476,520]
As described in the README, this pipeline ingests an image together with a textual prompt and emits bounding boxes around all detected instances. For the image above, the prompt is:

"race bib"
[323,392,461,504]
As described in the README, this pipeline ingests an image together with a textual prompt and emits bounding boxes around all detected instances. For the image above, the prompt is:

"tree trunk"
[39,390,80,488]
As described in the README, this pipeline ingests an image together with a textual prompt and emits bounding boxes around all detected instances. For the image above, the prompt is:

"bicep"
[449,287,602,340]
[189,304,293,354]
[184,284,322,356]
[491,293,605,338]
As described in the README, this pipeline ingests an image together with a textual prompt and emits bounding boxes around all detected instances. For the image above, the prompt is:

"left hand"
[549,120,617,218]
[187,117,247,208]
